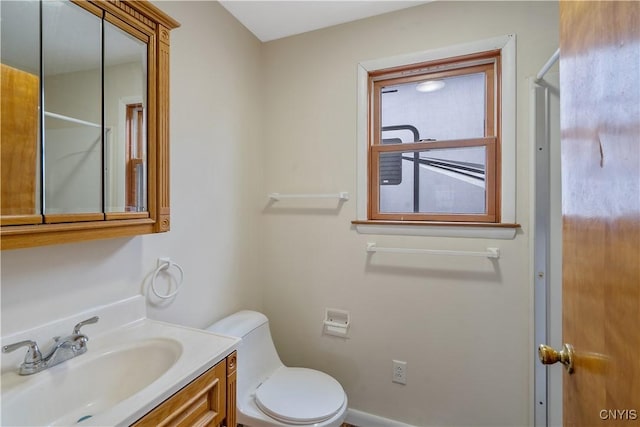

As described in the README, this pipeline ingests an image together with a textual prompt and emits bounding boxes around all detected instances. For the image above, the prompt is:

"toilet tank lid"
[206,310,268,338]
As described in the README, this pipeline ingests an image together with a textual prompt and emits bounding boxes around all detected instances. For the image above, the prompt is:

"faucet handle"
[2,340,43,364]
[72,334,89,350]
[72,316,99,335]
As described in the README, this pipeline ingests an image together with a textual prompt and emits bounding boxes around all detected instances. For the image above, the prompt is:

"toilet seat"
[255,367,346,425]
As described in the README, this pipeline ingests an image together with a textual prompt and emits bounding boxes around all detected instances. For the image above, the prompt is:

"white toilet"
[207,310,348,427]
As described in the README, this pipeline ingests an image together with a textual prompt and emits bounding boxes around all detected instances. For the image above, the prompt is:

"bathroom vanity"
[133,351,237,427]
[0,297,239,426]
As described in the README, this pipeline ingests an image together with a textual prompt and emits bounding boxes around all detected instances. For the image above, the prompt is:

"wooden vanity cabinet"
[132,351,237,427]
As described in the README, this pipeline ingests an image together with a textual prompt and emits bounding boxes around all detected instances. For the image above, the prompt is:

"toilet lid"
[255,367,345,425]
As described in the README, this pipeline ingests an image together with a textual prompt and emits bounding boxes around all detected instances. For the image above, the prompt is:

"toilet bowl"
[207,311,348,427]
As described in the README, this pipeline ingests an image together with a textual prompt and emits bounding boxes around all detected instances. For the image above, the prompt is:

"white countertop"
[1,296,239,426]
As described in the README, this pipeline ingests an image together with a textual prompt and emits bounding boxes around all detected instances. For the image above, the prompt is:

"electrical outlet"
[392,360,407,385]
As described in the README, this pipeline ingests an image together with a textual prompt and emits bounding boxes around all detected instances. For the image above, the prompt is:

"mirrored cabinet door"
[43,0,103,219]
[104,19,148,214]
[0,0,41,225]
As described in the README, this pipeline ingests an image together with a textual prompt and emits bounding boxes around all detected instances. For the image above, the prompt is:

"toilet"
[207,311,348,427]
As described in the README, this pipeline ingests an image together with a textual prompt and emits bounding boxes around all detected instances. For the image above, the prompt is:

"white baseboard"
[346,408,416,427]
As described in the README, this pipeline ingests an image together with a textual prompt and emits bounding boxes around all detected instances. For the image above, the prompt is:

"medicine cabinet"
[0,0,179,250]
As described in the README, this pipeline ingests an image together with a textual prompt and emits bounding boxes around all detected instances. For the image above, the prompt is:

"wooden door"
[560,1,639,425]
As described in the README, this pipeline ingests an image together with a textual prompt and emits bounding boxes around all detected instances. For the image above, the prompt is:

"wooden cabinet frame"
[0,0,179,250]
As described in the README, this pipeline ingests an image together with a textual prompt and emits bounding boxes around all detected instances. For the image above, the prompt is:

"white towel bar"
[366,243,500,259]
[269,192,349,201]
[45,111,101,128]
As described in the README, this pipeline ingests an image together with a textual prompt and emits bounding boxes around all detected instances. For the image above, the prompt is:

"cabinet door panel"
[0,0,41,221]
[104,19,148,214]
[43,0,102,215]
[133,360,227,427]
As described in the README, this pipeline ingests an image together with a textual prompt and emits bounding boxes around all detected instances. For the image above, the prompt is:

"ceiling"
[218,1,430,42]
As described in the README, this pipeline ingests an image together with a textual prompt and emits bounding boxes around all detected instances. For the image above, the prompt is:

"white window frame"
[355,34,517,239]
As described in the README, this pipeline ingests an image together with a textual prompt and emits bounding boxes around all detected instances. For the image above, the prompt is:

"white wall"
[261,2,558,426]
[1,1,264,335]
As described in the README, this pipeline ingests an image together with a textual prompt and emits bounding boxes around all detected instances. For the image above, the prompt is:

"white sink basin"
[2,338,182,426]
[1,312,239,427]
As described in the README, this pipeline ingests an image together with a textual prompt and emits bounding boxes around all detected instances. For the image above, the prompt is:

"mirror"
[104,20,148,213]
[2,0,152,222]
[1,0,178,249]
[42,0,148,215]
[43,0,103,215]
[0,0,41,219]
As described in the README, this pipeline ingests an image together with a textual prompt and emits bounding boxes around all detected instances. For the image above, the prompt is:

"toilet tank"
[207,310,283,397]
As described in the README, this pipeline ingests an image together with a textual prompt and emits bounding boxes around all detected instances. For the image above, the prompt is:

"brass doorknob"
[538,343,575,374]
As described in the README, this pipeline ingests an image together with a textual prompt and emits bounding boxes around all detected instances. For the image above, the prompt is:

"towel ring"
[151,260,184,299]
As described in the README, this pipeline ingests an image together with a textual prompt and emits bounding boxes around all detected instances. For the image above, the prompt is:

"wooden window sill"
[351,220,520,239]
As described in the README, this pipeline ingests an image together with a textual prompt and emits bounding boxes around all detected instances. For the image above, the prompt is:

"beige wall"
[261,2,558,426]
[1,1,264,333]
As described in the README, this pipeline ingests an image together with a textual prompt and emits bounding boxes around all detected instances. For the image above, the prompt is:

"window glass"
[381,73,487,142]
[379,146,486,214]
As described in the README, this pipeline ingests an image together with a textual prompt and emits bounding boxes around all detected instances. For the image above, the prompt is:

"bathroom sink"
[1,302,240,427]
[2,339,181,426]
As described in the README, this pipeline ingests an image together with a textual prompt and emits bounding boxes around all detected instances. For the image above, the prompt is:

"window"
[370,50,500,222]
[125,103,145,212]
[355,35,517,236]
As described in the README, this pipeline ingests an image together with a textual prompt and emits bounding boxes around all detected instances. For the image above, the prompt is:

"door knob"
[538,343,575,374]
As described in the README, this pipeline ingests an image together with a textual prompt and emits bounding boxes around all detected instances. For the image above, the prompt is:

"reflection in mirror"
[0,0,41,218]
[43,0,102,214]
[104,21,148,213]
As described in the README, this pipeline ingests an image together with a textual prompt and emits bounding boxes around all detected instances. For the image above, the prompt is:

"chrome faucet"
[3,316,99,375]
